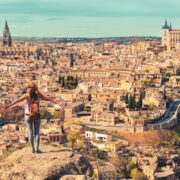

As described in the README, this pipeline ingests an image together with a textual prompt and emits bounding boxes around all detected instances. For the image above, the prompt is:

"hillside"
[172,122,180,137]
[115,130,174,146]
[0,145,93,180]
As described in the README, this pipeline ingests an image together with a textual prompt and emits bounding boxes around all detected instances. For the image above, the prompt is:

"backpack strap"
[27,93,30,111]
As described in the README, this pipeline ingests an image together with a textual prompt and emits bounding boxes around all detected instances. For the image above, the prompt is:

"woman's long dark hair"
[29,89,38,103]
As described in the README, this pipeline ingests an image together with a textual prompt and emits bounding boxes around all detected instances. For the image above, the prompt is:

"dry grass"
[113,130,174,146]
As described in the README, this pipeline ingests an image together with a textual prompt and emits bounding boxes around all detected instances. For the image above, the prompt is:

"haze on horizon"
[0,0,180,38]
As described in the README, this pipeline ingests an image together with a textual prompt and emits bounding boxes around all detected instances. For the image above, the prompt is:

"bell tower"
[3,20,12,47]
[161,19,170,47]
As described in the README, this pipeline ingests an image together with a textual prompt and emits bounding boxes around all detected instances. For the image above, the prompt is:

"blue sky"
[0,0,180,37]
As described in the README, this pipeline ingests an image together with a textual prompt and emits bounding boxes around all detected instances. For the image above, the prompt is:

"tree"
[133,94,136,109]
[129,95,133,109]
[40,109,53,120]
[149,103,156,110]
[163,86,167,100]
[111,157,127,172]
[67,75,73,81]
[166,73,171,77]
[62,75,78,89]
[53,110,61,119]
[115,170,126,179]
[67,130,80,149]
[127,161,138,174]
[130,167,147,180]
[64,76,69,89]
[61,76,65,87]
[129,94,136,110]
[137,93,143,110]
[141,80,150,88]
[130,167,139,179]
[176,68,180,76]
[75,75,78,87]
[93,171,98,180]
[83,139,92,155]
[125,93,129,104]
[111,156,132,178]
[76,139,85,150]
[97,150,107,160]
[58,75,61,84]
[88,94,92,101]
[134,172,147,180]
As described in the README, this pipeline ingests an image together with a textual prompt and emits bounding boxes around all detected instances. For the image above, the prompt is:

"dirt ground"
[114,130,174,146]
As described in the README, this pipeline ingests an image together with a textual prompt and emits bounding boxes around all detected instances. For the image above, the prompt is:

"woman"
[5,82,63,153]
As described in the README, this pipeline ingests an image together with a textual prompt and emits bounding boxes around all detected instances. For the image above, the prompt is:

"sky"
[0,0,180,37]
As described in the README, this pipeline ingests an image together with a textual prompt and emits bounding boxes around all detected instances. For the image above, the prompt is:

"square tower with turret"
[162,20,180,50]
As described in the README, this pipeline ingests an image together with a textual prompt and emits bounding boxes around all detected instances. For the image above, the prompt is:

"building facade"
[162,20,180,49]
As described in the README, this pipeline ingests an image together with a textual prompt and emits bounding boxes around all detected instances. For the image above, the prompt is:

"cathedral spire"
[165,19,168,26]
[3,20,12,47]
[162,19,170,29]
[5,20,8,29]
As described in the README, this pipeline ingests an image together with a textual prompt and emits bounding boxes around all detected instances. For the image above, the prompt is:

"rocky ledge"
[0,145,93,180]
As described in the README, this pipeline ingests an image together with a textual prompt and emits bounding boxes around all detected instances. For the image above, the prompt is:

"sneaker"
[35,149,42,154]
[32,149,35,153]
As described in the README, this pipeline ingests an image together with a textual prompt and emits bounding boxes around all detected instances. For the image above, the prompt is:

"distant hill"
[0,36,161,44]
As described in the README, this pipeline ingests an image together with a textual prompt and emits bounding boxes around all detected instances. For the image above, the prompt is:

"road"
[151,99,180,126]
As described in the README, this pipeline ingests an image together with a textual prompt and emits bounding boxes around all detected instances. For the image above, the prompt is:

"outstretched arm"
[37,90,59,104]
[5,94,28,109]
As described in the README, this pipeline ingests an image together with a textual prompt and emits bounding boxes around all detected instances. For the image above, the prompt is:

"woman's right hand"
[58,102,65,107]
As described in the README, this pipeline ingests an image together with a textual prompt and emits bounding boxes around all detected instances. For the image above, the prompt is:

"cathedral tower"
[161,19,170,47]
[3,20,12,47]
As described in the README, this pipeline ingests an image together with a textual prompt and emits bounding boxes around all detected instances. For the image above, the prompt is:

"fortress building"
[3,20,12,47]
[161,20,180,49]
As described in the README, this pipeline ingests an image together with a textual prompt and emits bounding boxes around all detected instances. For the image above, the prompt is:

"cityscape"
[0,1,180,180]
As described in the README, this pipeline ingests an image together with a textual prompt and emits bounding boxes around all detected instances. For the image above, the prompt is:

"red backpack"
[28,93,40,120]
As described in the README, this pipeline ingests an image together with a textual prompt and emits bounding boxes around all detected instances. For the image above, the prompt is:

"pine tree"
[132,95,136,110]
[125,93,129,104]
[163,86,167,99]
[88,94,92,101]
[176,68,180,76]
[75,75,78,87]
[58,75,61,84]
[129,94,136,110]
[129,95,133,109]
[128,95,131,109]
[137,93,143,110]
[61,76,65,87]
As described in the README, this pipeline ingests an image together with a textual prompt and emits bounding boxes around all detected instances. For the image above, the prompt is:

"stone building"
[162,20,180,49]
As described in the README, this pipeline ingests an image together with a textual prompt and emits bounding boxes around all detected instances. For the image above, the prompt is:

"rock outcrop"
[0,145,93,180]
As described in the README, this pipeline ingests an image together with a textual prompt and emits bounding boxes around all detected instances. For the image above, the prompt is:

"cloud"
[0,0,179,37]
[0,0,179,18]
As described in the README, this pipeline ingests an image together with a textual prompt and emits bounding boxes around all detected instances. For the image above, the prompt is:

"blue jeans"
[26,117,41,152]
